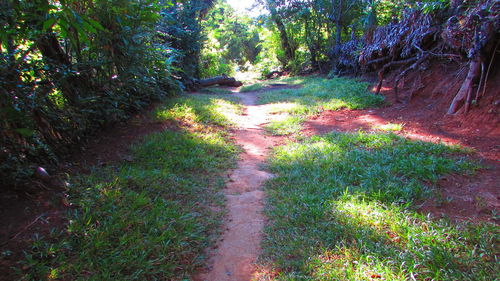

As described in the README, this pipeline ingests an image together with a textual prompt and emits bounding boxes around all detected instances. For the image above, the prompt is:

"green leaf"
[43,17,57,31]
[15,128,34,137]
[85,17,105,31]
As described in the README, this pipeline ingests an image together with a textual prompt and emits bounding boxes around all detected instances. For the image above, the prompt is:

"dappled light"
[2,0,498,280]
[261,131,496,280]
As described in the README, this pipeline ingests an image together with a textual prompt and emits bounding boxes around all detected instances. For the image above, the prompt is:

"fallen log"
[265,70,286,79]
[197,76,243,87]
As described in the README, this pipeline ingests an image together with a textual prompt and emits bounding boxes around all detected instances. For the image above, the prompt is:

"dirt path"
[197,90,279,281]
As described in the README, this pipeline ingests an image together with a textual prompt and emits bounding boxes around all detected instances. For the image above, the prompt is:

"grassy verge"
[199,86,234,95]
[240,83,266,92]
[261,131,498,280]
[155,94,243,127]
[259,76,385,136]
[264,116,304,136]
[20,94,242,280]
[239,75,307,93]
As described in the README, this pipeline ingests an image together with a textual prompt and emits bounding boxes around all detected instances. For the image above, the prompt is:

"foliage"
[258,0,367,72]
[258,76,385,114]
[157,0,216,80]
[199,1,262,78]
[0,0,187,189]
[261,131,497,280]
[0,0,226,188]
[19,93,241,280]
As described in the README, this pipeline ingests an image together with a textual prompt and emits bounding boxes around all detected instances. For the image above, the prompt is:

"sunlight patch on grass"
[374,122,404,132]
[264,116,304,136]
[20,95,242,280]
[257,76,385,111]
[256,76,384,136]
[240,83,265,92]
[267,102,306,114]
[260,131,496,280]
[239,75,310,93]
[154,94,243,127]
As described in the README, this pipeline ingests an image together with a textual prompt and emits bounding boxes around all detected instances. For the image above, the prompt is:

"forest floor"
[1,75,498,280]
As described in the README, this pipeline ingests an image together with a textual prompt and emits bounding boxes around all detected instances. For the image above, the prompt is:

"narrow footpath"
[197,90,278,281]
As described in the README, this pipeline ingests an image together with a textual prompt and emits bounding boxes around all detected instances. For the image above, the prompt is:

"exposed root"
[375,57,417,95]
[447,57,481,114]
[394,54,429,103]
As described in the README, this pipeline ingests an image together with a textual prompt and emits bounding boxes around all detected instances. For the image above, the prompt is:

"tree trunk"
[37,34,83,105]
[273,15,295,63]
[334,0,344,46]
[447,57,481,114]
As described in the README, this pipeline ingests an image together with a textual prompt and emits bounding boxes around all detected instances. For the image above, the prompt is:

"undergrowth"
[240,83,266,92]
[259,76,385,136]
[20,94,242,280]
[155,94,243,127]
[261,131,497,280]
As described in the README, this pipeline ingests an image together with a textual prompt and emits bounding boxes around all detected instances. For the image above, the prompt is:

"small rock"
[34,166,50,182]
[123,155,134,162]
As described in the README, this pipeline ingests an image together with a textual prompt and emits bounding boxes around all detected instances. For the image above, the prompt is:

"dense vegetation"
[203,0,499,109]
[0,0,213,188]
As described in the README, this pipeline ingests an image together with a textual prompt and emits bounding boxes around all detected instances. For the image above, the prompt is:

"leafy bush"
[0,0,193,189]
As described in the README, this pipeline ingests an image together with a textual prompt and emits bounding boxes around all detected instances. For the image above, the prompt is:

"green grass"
[264,116,304,136]
[374,122,404,132]
[257,76,385,135]
[155,94,243,127]
[258,76,384,113]
[199,86,234,95]
[240,75,308,93]
[20,95,241,280]
[261,131,498,280]
[240,83,266,92]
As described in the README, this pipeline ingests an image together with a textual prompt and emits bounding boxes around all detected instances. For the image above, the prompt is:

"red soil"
[303,64,500,223]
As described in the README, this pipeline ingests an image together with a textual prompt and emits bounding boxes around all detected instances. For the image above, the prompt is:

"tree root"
[447,57,481,114]
[375,57,418,95]
[393,55,429,103]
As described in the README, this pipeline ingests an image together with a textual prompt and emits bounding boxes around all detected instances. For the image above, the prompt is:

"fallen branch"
[364,55,391,67]
[0,214,45,247]
[265,70,286,79]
